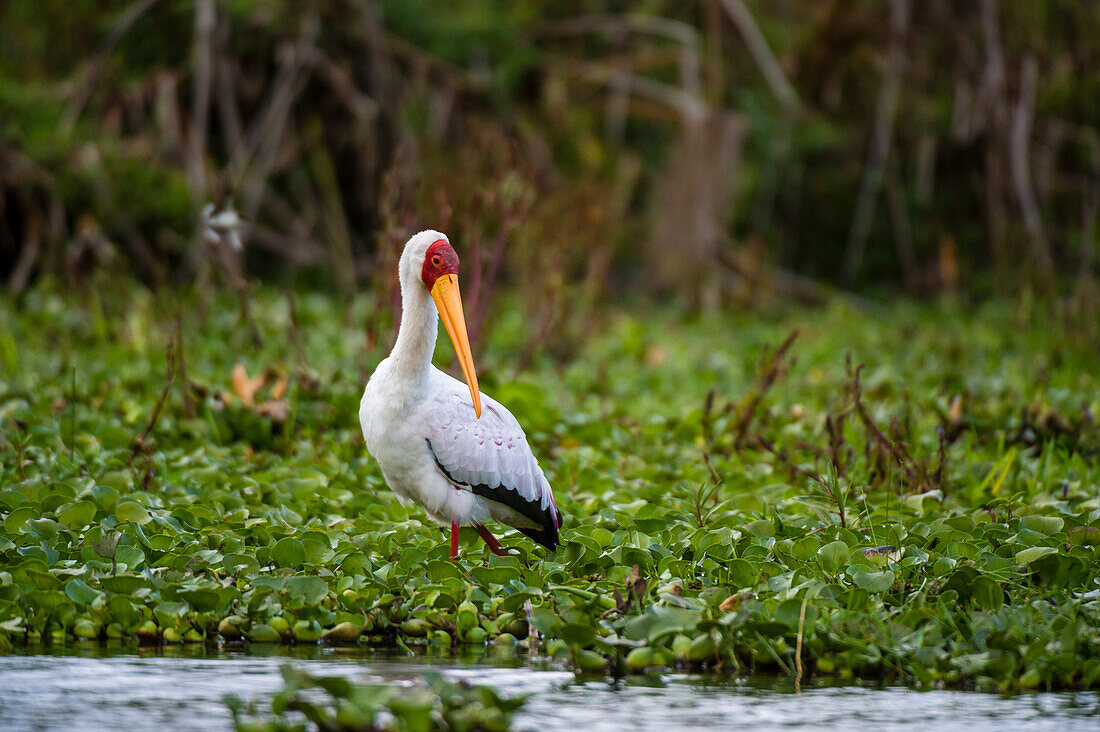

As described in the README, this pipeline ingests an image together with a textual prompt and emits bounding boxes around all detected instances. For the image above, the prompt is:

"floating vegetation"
[1,287,1098,694]
[224,666,526,732]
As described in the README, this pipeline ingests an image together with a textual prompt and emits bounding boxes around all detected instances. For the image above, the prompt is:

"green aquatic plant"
[224,665,525,732]
[0,287,1098,692]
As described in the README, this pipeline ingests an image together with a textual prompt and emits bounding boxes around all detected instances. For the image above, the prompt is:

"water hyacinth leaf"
[498,590,540,614]
[425,559,464,581]
[1015,546,1058,566]
[528,607,560,636]
[27,518,61,540]
[154,601,189,624]
[851,570,894,594]
[1067,526,1100,546]
[177,587,223,613]
[194,549,224,566]
[99,575,146,594]
[302,539,335,565]
[115,502,151,525]
[818,541,849,573]
[932,556,956,575]
[623,605,701,643]
[970,575,1005,610]
[6,284,1100,695]
[249,623,281,643]
[775,598,816,629]
[58,501,96,529]
[1032,554,1068,586]
[115,545,145,568]
[1019,516,1063,535]
[224,553,261,574]
[951,652,992,675]
[284,576,329,606]
[904,491,942,513]
[744,520,775,538]
[561,622,597,649]
[148,534,176,551]
[470,565,521,586]
[792,536,821,561]
[272,537,305,567]
[65,578,103,606]
[106,595,140,625]
[93,531,122,560]
[28,590,71,612]
[4,507,35,534]
[726,559,756,587]
[91,484,119,510]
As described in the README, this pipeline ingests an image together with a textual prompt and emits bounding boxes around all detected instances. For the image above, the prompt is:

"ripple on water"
[0,647,1097,731]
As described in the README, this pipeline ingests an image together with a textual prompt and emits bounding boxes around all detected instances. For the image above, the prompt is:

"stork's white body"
[359,231,560,552]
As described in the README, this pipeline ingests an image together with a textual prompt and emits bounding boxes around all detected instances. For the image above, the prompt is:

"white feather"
[358,230,559,537]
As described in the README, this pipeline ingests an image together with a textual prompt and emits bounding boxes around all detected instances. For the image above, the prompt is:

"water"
[1,644,1097,731]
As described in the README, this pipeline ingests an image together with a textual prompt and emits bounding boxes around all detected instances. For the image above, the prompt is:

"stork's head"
[402,230,481,418]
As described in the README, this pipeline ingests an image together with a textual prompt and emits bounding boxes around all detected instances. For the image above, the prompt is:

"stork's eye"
[431,256,441,266]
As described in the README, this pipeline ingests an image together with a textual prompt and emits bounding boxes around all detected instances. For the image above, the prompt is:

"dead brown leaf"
[231,362,265,405]
[255,400,290,422]
[719,591,754,612]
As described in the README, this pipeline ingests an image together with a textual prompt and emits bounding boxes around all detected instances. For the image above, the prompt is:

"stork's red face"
[421,239,481,419]
[420,239,460,290]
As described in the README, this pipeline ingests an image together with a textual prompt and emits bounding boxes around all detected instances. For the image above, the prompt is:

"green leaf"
[115,501,151,525]
[970,576,1004,610]
[273,537,305,567]
[528,607,560,636]
[1019,516,1064,535]
[470,565,520,586]
[791,536,821,561]
[851,570,894,593]
[58,501,97,529]
[1015,546,1058,566]
[302,539,335,565]
[92,484,119,510]
[560,622,597,649]
[623,605,702,643]
[424,559,464,581]
[818,540,849,573]
[223,553,261,574]
[115,545,145,568]
[775,598,815,628]
[99,574,147,594]
[249,624,282,643]
[28,589,72,611]
[154,601,189,624]
[726,558,756,587]
[4,507,35,534]
[177,587,223,613]
[951,651,992,675]
[284,576,329,606]
[65,578,103,606]
[1067,526,1100,546]
[744,519,775,538]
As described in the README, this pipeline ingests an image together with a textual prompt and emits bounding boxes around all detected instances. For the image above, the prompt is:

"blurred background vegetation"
[1,1,1097,338]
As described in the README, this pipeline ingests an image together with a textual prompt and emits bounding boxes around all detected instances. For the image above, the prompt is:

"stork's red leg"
[450,522,460,560]
[475,524,508,556]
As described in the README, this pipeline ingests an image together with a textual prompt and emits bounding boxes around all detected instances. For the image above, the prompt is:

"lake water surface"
[1,644,1097,731]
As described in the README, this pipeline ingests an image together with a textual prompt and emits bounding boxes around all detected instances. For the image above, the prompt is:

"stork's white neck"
[387,270,438,397]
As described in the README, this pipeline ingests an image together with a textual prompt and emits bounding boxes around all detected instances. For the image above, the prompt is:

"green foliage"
[1,285,1099,697]
[225,665,525,731]
[3,1,1099,296]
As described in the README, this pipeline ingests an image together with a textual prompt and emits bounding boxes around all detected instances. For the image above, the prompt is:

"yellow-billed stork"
[359,230,562,559]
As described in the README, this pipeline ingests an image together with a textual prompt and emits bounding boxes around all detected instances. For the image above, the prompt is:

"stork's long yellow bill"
[430,273,482,418]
